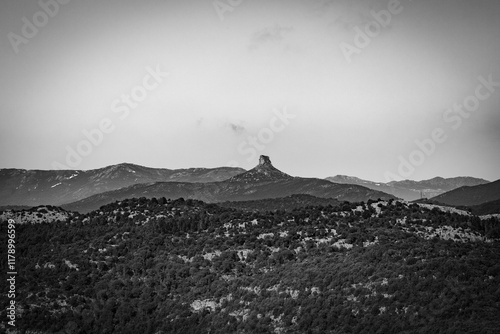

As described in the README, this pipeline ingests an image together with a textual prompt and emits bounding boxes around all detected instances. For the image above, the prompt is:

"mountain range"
[2,158,498,333]
[62,156,395,213]
[326,175,490,201]
[1,156,497,214]
[0,163,244,206]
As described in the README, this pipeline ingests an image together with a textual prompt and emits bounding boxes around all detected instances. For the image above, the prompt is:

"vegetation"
[219,194,340,212]
[468,199,500,215]
[1,197,499,333]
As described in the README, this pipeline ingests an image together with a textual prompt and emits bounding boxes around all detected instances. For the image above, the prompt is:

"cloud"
[195,118,204,127]
[196,118,246,135]
[307,0,336,17]
[227,122,245,134]
[248,25,294,51]
[310,0,395,32]
[332,15,358,31]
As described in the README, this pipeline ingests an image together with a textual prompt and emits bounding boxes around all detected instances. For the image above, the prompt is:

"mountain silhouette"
[63,156,395,213]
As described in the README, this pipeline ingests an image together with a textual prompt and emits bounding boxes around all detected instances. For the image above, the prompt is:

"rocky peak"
[228,155,293,183]
[259,155,272,167]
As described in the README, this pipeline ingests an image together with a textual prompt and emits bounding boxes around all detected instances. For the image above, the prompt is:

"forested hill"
[219,194,341,212]
[1,198,500,333]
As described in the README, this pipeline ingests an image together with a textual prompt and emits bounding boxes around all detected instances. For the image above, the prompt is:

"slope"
[2,198,499,333]
[63,156,395,213]
[430,179,500,206]
[326,175,489,201]
[0,163,245,206]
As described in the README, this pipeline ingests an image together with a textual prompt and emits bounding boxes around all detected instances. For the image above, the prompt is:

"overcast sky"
[1,0,499,182]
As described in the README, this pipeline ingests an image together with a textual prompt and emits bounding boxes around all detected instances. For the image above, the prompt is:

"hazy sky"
[1,0,499,182]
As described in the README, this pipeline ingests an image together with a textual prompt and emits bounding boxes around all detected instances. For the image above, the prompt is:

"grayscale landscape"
[1,0,499,333]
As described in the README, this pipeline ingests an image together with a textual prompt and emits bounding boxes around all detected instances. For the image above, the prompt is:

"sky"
[0,0,499,182]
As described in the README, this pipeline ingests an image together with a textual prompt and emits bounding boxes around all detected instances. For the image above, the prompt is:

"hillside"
[326,175,489,201]
[0,163,245,207]
[63,156,395,213]
[468,199,500,216]
[219,194,341,212]
[431,179,500,206]
[389,176,489,192]
[0,205,71,224]
[1,198,499,333]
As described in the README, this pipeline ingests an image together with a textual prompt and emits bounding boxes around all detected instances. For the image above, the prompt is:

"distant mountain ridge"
[388,176,489,191]
[468,199,500,216]
[326,175,490,201]
[0,163,245,206]
[430,179,500,206]
[63,156,395,213]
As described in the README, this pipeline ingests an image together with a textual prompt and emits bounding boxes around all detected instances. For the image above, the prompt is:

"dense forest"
[219,194,341,212]
[1,197,500,333]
